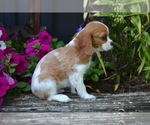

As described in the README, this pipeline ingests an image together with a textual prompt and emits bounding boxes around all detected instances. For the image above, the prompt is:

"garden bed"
[85,80,150,93]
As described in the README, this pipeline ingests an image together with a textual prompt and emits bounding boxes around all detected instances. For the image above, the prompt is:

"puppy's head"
[85,21,113,51]
[76,21,113,53]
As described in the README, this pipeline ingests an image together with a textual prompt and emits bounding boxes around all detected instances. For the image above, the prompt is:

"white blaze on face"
[101,36,113,51]
[92,21,113,51]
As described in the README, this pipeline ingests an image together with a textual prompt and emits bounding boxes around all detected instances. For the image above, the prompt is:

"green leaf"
[6,54,12,60]
[138,57,145,73]
[93,0,111,5]
[91,61,97,68]
[17,82,27,89]
[131,3,141,12]
[96,52,107,76]
[32,43,41,49]
[116,74,121,84]
[123,0,147,5]
[52,38,58,42]
[145,50,150,61]
[143,32,150,46]
[144,67,150,71]
[114,84,120,91]
[131,47,136,58]
[124,26,131,32]
[22,72,32,77]
[31,56,39,61]
[85,68,93,76]
[0,22,4,27]
[86,85,93,90]
[93,69,104,76]
[9,68,16,74]
[56,41,65,48]
[23,84,31,91]
[105,62,117,70]
[94,13,112,17]
[97,70,104,76]
[10,64,18,67]
[91,74,99,82]
[131,15,141,34]
[113,42,123,51]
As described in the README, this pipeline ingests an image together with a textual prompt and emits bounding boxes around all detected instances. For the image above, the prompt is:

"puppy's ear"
[76,31,93,59]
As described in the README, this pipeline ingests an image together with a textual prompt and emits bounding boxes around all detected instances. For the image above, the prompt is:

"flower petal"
[0,41,6,50]
[3,72,15,85]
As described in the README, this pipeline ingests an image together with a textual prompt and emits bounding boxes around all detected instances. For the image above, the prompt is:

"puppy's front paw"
[82,94,96,100]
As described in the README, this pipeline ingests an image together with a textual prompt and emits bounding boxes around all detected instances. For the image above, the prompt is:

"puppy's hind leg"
[44,80,72,102]
[70,85,77,94]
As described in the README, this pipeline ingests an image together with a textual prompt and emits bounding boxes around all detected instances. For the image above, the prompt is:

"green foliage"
[17,82,28,88]
[111,12,150,81]
[16,82,31,92]
[1,22,66,97]
[84,56,116,83]
[84,0,150,90]
[6,38,27,54]
[0,22,4,27]
[51,38,66,49]
[96,52,107,76]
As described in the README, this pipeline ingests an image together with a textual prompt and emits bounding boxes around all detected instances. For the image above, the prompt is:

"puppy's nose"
[110,41,113,46]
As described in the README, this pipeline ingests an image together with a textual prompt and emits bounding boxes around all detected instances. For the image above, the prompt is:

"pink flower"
[3,72,17,89]
[38,31,52,45]
[0,27,8,41]
[4,47,14,54]
[0,69,17,90]
[38,45,52,59]
[0,77,10,97]
[27,40,40,48]
[0,65,5,70]
[0,50,4,60]
[9,79,17,89]
[9,53,29,73]
[15,55,29,74]
[27,79,31,85]
[26,48,38,57]
[25,40,40,57]
[26,38,35,44]
[0,67,17,97]
[13,32,19,38]
[9,53,20,65]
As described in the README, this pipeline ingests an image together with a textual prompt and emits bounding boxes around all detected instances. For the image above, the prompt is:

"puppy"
[31,21,113,102]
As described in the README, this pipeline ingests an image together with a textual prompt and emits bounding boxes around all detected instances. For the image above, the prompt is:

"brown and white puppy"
[31,21,113,102]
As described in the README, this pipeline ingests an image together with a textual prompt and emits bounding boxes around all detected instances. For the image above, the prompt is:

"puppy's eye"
[102,36,107,40]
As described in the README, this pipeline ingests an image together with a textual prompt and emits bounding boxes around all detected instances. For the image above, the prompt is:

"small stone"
[118,120,126,124]
[118,108,126,112]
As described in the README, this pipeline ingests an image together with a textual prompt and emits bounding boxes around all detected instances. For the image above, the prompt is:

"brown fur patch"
[38,52,68,83]
[75,30,92,63]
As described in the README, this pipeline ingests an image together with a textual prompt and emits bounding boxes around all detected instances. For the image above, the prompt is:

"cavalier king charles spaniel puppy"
[31,21,113,102]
